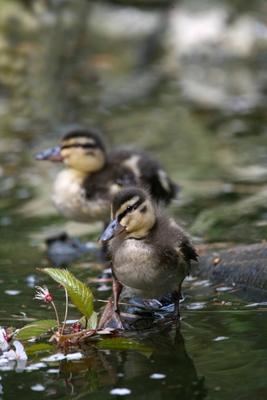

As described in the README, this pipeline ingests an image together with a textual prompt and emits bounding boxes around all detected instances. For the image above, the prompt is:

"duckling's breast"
[52,170,109,222]
[113,239,183,298]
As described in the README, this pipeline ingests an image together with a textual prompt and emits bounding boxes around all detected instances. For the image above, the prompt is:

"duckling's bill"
[100,219,125,242]
[36,146,63,162]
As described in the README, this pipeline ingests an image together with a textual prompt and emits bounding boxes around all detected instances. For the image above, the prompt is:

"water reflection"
[0,326,205,399]
[57,327,204,399]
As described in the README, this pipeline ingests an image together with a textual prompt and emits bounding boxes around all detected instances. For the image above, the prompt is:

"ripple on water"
[216,286,233,292]
[186,302,207,310]
[213,336,229,342]
[4,290,21,296]
[31,384,45,392]
[47,369,59,374]
[110,388,131,396]
[150,373,166,379]
[25,363,47,372]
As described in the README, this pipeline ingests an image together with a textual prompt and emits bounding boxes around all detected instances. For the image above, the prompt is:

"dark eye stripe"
[61,143,96,150]
[117,198,143,222]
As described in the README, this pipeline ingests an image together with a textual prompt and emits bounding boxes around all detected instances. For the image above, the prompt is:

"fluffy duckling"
[36,127,178,224]
[98,187,198,329]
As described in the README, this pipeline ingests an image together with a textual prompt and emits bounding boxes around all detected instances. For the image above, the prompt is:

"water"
[0,0,267,398]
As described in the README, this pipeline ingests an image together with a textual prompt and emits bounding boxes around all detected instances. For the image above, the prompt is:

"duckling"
[36,127,178,225]
[98,187,198,329]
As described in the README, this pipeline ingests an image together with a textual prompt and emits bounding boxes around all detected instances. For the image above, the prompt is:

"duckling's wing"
[164,239,197,278]
[110,148,179,205]
[159,224,198,275]
[166,219,198,264]
[155,216,198,263]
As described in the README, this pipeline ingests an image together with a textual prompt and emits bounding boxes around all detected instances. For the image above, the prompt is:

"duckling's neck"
[54,168,87,194]
[65,167,88,180]
[64,165,102,180]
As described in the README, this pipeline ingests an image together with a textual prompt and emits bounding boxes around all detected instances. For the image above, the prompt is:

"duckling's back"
[109,148,179,205]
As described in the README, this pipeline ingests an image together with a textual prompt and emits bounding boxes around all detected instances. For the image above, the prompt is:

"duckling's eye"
[61,143,97,150]
[126,199,143,213]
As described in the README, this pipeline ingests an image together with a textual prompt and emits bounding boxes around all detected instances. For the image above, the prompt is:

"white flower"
[0,328,9,351]
[4,341,27,361]
[34,286,53,303]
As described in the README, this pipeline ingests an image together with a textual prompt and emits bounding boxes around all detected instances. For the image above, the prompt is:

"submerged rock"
[195,243,267,297]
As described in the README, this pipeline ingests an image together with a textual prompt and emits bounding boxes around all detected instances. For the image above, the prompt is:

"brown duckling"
[36,127,179,225]
[98,187,198,329]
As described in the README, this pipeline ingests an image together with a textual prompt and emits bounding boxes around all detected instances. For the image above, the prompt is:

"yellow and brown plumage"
[98,187,198,329]
[36,127,179,224]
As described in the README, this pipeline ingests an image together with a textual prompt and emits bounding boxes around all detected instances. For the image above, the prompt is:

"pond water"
[0,0,267,399]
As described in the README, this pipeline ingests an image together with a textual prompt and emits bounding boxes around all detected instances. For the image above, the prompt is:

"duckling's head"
[100,187,156,241]
[36,128,106,173]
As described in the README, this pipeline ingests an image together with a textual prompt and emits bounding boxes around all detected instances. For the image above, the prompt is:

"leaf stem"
[51,301,60,330]
[62,288,69,334]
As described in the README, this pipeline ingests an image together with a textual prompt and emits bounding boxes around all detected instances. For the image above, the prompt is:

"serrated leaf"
[80,311,98,330]
[15,320,57,340]
[96,337,153,354]
[25,343,54,356]
[43,268,94,318]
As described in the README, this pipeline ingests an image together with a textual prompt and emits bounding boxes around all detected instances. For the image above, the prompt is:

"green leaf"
[15,320,57,340]
[80,311,98,330]
[96,337,153,355]
[25,343,54,356]
[87,311,98,329]
[43,268,94,318]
